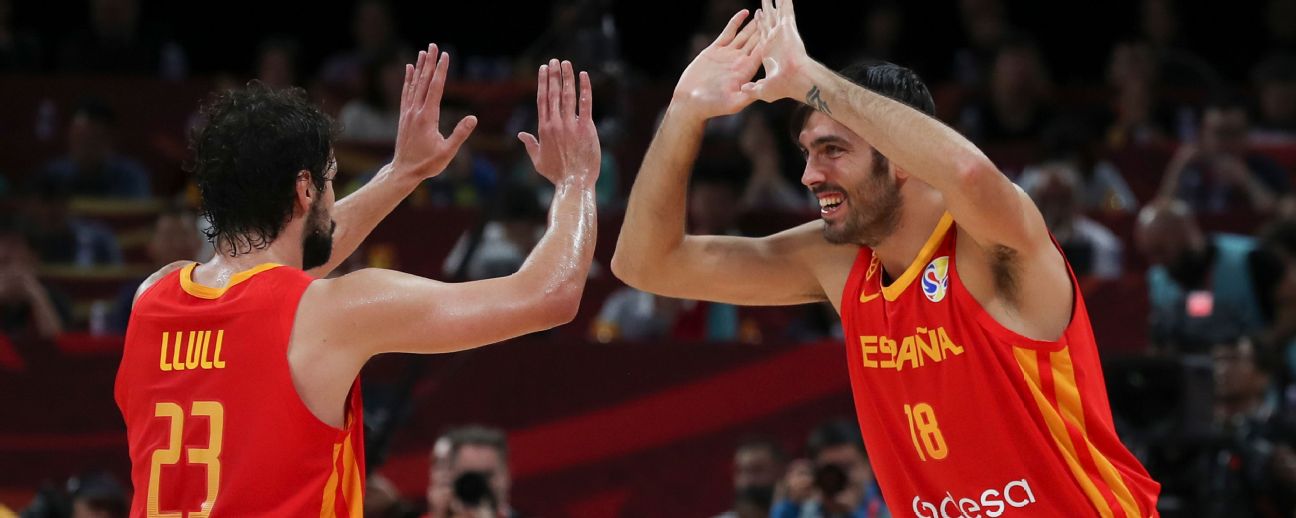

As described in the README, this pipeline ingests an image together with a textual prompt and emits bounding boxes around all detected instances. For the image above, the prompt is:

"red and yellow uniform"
[841,213,1160,517]
[115,263,364,517]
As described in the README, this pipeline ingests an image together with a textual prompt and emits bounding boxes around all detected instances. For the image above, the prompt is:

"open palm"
[673,9,763,120]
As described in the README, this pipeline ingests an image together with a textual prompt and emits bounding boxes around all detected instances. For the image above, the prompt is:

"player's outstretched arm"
[303,59,599,355]
[306,44,478,278]
[742,0,1051,259]
[612,9,830,306]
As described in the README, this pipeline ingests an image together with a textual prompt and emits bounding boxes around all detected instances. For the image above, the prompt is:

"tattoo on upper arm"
[807,85,831,115]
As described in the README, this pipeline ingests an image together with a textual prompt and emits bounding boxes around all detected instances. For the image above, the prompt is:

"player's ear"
[293,170,314,217]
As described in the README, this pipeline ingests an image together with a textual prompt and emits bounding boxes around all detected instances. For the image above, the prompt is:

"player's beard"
[301,197,335,271]
[821,157,902,247]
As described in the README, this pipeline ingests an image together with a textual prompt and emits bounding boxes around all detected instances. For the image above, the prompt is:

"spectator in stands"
[958,37,1053,144]
[58,0,187,77]
[0,0,42,72]
[21,183,121,267]
[0,220,67,340]
[740,114,806,211]
[34,98,151,199]
[319,0,403,98]
[1255,218,1296,392]
[442,184,546,281]
[771,419,888,518]
[339,51,405,143]
[1105,41,1176,148]
[518,0,622,79]
[427,425,520,518]
[1138,0,1220,89]
[255,37,301,91]
[1252,54,1296,144]
[425,100,499,208]
[715,437,785,518]
[1137,201,1269,353]
[365,473,416,518]
[68,470,128,518]
[108,206,203,333]
[592,157,743,342]
[1023,117,1139,213]
[1199,335,1296,517]
[951,0,1013,89]
[1159,98,1292,213]
[1021,163,1124,279]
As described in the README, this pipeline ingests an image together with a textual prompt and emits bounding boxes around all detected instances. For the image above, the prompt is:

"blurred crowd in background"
[5,0,1296,516]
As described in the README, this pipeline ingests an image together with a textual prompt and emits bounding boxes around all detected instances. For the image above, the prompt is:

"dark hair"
[189,82,337,254]
[442,425,509,464]
[806,418,866,460]
[789,61,935,142]
[72,97,118,127]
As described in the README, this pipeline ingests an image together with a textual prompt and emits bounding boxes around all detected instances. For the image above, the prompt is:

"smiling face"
[798,112,902,247]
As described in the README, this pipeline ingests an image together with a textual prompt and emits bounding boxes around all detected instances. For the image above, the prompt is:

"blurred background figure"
[1137,201,1269,353]
[714,437,785,518]
[1159,98,1291,214]
[107,205,204,333]
[427,425,520,518]
[0,217,67,340]
[771,419,888,518]
[33,98,151,200]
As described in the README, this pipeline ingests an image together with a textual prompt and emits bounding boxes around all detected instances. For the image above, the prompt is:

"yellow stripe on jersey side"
[1050,350,1144,518]
[319,442,342,518]
[1013,348,1114,518]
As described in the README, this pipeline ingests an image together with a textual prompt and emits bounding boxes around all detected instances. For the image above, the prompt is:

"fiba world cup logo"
[921,256,950,303]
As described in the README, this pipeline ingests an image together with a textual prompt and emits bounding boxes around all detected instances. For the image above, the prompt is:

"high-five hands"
[518,59,601,187]
[391,44,479,181]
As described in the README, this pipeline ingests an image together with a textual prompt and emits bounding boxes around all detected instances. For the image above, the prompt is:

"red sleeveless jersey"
[115,263,365,517]
[840,213,1160,518]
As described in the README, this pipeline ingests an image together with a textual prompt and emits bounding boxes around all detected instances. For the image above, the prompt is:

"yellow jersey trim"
[881,212,954,302]
[179,262,282,300]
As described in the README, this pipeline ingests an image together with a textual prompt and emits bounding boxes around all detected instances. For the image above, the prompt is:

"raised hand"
[391,44,479,180]
[518,59,601,187]
[742,0,814,105]
[672,9,764,121]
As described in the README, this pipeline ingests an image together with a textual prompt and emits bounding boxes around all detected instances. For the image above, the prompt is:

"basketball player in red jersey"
[115,46,600,517]
[613,2,1160,516]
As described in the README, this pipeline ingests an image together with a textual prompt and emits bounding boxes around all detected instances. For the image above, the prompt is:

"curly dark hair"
[188,82,338,254]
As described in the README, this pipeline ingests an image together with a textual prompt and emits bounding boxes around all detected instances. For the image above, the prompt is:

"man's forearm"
[797,60,994,190]
[516,179,597,310]
[612,104,706,279]
[307,163,421,277]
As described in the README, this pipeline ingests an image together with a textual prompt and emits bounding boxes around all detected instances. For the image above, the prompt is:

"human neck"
[193,236,302,287]
[870,189,946,280]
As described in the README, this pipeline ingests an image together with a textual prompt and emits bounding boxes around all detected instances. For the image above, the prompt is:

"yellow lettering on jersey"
[916,327,941,366]
[199,331,213,369]
[896,336,918,370]
[878,337,897,369]
[159,332,173,372]
[184,331,201,370]
[937,327,964,357]
[212,330,226,369]
[158,329,226,372]
[857,326,966,372]
[171,332,185,371]
[860,336,879,368]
